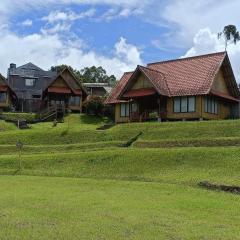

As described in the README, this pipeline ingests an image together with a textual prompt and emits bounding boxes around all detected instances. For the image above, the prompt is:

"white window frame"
[25,78,35,87]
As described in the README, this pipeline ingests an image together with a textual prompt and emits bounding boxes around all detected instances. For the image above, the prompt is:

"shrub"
[0,112,38,122]
[83,96,105,116]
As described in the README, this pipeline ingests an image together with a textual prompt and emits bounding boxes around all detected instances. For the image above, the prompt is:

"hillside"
[0,114,240,239]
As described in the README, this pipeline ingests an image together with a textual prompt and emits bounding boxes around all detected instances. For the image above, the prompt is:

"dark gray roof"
[8,62,57,99]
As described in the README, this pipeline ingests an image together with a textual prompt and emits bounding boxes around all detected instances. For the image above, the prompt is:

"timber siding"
[107,52,240,123]
[115,103,129,123]
[114,95,231,123]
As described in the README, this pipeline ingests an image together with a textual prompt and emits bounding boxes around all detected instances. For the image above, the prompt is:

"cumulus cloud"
[160,0,240,46]
[183,27,240,82]
[0,28,142,78]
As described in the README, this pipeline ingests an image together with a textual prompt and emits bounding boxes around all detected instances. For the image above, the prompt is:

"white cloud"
[160,0,240,46]
[0,29,142,78]
[100,7,143,21]
[183,27,240,82]
[115,37,142,66]
[42,9,96,23]
[41,22,71,34]
[22,19,33,27]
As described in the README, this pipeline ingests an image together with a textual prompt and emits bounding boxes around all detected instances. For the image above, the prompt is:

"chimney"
[10,63,16,69]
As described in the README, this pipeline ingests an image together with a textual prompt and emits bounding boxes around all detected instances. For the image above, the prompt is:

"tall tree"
[80,66,116,86]
[218,25,240,50]
[50,65,82,82]
[50,65,117,86]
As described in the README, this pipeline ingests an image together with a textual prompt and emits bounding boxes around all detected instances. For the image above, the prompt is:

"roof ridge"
[138,65,171,96]
[138,65,165,76]
[147,51,226,66]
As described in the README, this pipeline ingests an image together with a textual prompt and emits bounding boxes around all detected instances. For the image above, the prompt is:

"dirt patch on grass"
[134,138,240,148]
[199,181,240,194]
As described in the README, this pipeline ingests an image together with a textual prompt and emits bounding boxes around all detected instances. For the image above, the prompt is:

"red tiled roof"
[123,88,156,98]
[106,52,240,104]
[48,87,71,94]
[210,90,239,102]
[139,66,170,96]
[0,85,8,92]
[73,89,82,95]
[105,72,133,104]
[147,52,226,96]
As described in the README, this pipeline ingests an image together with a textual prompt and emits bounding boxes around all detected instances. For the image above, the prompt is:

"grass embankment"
[0,147,240,186]
[1,115,240,239]
[1,116,240,147]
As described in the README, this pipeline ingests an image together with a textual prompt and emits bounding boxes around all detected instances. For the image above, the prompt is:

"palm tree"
[218,25,240,50]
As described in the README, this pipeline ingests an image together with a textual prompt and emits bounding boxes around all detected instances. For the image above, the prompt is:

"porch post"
[158,95,161,122]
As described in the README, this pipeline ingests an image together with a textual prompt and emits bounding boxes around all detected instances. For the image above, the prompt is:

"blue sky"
[1,0,240,80]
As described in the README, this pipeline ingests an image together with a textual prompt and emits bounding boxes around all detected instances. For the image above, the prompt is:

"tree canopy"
[218,25,240,50]
[50,65,116,86]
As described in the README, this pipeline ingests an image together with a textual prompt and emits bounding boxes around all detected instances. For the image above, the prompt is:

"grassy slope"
[1,115,240,239]
[2,116,240,147]
[0,147,240,185]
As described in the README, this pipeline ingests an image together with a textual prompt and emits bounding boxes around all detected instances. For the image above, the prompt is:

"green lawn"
[0,176,240,240]
[1,114,240,239]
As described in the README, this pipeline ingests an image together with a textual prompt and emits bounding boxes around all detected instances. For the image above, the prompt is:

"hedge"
[0,112,39,122]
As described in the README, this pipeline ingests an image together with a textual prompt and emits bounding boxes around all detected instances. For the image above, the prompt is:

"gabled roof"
[105,71,133,104]
[0,74,16,96]
[44,67,87,95]
[106,52,240,104]
[17,62,44,71]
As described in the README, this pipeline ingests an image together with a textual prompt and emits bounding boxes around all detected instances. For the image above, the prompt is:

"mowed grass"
[2,115,240,147]
[1,114,240,239]
[0,147,240,186]
[1,175,240,240]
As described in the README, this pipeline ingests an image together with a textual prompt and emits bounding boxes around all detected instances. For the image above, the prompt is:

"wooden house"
[0,74,16,111]
[7,63,87,113]
[84,83,112,97]
[43,68,87,112]
[106,52,240,123]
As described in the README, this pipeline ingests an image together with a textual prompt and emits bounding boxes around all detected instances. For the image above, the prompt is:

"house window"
[69,96,81,106]
[131,102,138,113]
[204,96,218,114]
[0,92,7,102]
[25,78,35,87]
[120,103,130,117]
[173,96,196,113]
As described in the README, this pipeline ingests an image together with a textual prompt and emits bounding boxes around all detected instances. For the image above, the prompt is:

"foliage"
[218,24,240,50]
[50,65,117,86]
[0,112,38,122]
[83,96,105,116]
[50,64,82,82]
[81,66,116,86]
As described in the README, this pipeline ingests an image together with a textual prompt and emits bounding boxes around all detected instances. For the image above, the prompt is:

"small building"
[7,63,87,112]
[106,52,240,123]
[84,83,112,96]
[0,74,16,111]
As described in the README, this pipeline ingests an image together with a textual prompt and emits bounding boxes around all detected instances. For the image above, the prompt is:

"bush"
[149,111,158,119]
[83,96,105,116]
[0,112,38,122]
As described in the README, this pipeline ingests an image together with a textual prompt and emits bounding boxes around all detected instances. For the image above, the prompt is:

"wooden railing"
[130,110,167,122]
[39,104,65,121]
